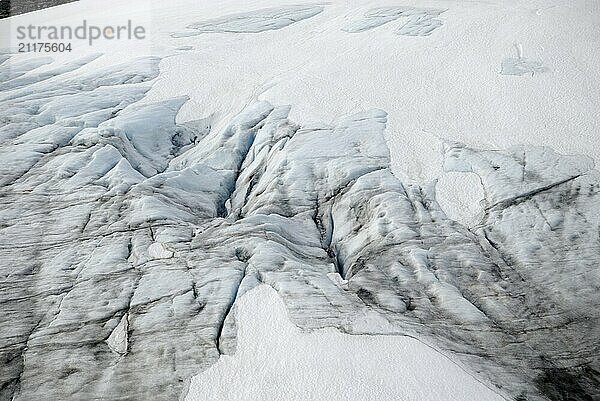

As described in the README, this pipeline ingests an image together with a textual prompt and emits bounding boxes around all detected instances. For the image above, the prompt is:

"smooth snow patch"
[436,172,485,227]
[106,314,128,355]
[148,242,174,259]
[185,285,504,401]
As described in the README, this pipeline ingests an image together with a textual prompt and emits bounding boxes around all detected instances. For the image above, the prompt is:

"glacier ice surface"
[171,5,324,37]
[0,54,598,401]
[343,7,446,36]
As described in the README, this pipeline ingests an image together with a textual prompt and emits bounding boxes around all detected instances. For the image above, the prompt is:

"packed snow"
[185,285,505,401]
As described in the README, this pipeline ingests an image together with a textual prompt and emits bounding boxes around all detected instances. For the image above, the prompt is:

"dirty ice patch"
[172,5,324,38]
[185,285,504,401]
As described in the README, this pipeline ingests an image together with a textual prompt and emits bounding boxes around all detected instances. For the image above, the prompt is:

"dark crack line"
[488,174,582,212]
[215,263,248,355]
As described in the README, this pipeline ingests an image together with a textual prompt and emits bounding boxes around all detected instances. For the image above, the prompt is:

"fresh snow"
[186,285,505,401]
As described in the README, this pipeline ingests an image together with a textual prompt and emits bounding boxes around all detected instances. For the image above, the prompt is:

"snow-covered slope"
[186,285,505,401]
[0,1,599,401]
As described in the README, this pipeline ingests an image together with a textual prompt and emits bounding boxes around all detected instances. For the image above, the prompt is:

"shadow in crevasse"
[0,0,9,19]
[535,366,600,401]
[0,0,79,19]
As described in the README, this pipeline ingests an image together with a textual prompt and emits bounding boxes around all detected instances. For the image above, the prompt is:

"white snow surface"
[186,285,504,401]
[2,0,599,203]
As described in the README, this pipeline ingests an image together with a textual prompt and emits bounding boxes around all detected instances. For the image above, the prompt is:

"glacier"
[342,7,446,36]
[171,5,324,38]
[0,51,598,401]
[185,284,506,401]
